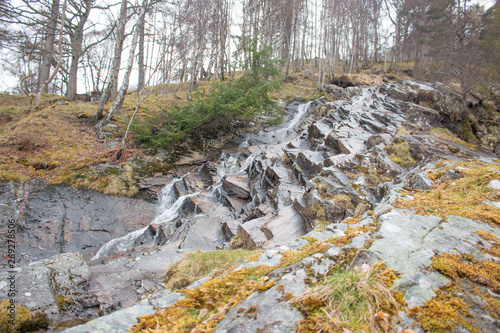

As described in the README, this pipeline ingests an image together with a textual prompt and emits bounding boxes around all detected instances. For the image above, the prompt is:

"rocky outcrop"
[0,253,96,323]
[0,179,157,266]
[4,80,500,332]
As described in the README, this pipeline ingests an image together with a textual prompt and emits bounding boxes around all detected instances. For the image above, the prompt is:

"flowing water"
[91,100,317,260]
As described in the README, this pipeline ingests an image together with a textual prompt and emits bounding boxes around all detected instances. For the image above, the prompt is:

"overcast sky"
[0,0,497,93]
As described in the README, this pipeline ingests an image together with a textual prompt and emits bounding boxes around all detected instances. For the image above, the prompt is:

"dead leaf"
[375,311,390,332]
[198,308,209,318]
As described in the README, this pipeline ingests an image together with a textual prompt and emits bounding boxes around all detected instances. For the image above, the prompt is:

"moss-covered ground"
[397,159,500,226]
[396,159,500,332]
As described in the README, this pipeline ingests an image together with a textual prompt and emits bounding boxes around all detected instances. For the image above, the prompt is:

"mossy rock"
[0,300,49,332]
[386,137,417,168]
[127,155,173,178]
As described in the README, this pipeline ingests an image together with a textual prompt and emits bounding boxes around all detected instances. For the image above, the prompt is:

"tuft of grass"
[164,249,262,290]
[429,127,477,149]
[289,263,400,332]
[396,160,500,226]
[386,137,416,168]
[332,194,354,210]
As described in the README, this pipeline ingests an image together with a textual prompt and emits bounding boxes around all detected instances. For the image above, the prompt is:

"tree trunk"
[94,0,128,121]
[67,0,92,100]
[104,1,147,123]
[137,4,146,92]
[38,0,60,93]
[36,0,67,107]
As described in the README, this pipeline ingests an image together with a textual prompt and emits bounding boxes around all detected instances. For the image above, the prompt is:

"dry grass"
[290,263,400,332]
[0,95,107,183]
[429,127,477,149]
[396,160,500,226]
[386,137,417,168]
[164,249,261,290]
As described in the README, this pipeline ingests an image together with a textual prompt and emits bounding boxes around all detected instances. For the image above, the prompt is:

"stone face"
[365,135,385,148]
[237,205,308,250]
[406,172,434,190]
[3,179,157,265]
[0,252,96,322]
[63,291,182,333]
[223,175,251,199]
[214,285,302,333]
[487,180,500,190]
[367,210,500,308]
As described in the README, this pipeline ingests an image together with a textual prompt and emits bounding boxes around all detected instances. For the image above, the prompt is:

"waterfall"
[242,101,314,145]
[91,176,198,260]
[91,100,315,260]
[91,226,149,260]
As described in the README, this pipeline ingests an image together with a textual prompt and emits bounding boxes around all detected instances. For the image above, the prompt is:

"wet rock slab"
[4,179,157,265]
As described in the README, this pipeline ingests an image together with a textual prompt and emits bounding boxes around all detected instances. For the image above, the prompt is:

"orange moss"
[328,223,378,247]
[396,160,500,226]
[431,253,500,293]
[132,265,273,333]
[408,289,476,333]
[132,241,332,332]
[476,230,500,258]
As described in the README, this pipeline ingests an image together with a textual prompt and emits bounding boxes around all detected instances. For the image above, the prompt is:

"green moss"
[386,137,416,168]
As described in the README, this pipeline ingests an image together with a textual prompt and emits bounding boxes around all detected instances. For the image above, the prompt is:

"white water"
[92,101,314,260]
[282,101,313,135]
[152,191,201,225]
[241,101,314,146]
[92,226,149,260]
[92,176,199,260]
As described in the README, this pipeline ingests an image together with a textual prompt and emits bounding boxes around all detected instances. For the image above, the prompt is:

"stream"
[91,99,320,260]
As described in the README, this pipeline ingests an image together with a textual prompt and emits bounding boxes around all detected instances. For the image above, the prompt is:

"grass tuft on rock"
[164,249,262,290]
[386,137,416,168]
[289,263,400,332]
